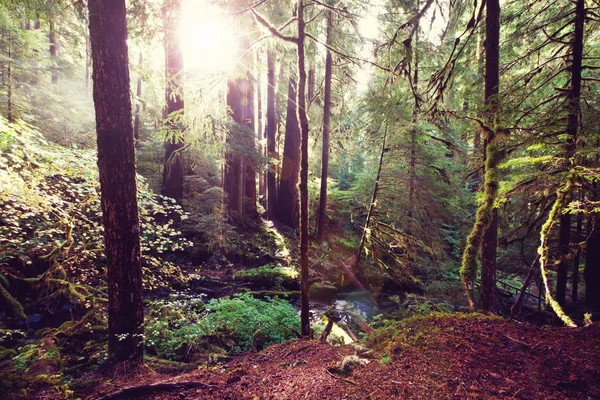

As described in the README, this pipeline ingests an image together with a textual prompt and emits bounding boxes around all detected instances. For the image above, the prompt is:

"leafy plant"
[145,293,300,360]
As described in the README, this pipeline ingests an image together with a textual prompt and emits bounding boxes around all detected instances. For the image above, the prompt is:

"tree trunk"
[232,74,257,218]
[224,79,249,219]
[572,211,582,302]
[585,212,600,314]
[88,0,143,363]
[556,0,584,307]
[133,51,143,142]
[461,0,502,310]
[161,0,185,204]
[353,126,388,286]
[297,0,310,337]
[276,75,300,229]
[49,0,58,84]
[256,50,265,205]
[266,50,277,220]
[7,36,12,123]
[479,0,500,312]
[316,7,333,242]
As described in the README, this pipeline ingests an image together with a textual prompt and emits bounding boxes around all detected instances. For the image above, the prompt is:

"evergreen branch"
[305,32,399,76]
[247,4,298,43]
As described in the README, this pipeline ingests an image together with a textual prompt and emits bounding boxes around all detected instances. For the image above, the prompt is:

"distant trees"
[161,0,185,203]
[87,0,144,362]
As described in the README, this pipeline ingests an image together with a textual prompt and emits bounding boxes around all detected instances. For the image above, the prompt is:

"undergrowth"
[145,293,300,360]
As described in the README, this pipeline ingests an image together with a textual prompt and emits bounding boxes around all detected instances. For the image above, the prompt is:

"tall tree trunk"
[461,0,502,310]
[297,0,311,337]
[224,80,246,219]
[316,7,333,242]
[479,0,501,312]
[277,76,300,228]
[266,50,277,220]
[161,0,185,204]
[7,35,12,123]
[133,51,143,142]
[556,0,584,306]
[256,50,265,205]
[88,0,143,363]
[407,25,419,233]
[353,126,388,286]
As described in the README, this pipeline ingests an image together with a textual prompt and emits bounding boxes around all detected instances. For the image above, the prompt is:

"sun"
[179,1,238,73]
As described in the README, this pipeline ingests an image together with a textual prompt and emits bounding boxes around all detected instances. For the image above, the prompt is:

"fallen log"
[98,380,222,400]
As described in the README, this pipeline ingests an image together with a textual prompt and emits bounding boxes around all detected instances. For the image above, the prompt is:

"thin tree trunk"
[556,0,584,307]
[353,126,388,286]
[161,0,185,204]
[88,0,143,363]
[256,50,265,205]
[7,35,12,123]
[49,1,58,84]
[316,7,333,242]
[297,0,311,337]
[266,50,277,220]
[573,211,582,302]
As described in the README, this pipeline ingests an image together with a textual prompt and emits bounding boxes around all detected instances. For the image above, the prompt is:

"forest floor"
[46,314,600,400]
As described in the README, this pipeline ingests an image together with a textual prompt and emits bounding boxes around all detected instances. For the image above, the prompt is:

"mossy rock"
[309,282,338,300]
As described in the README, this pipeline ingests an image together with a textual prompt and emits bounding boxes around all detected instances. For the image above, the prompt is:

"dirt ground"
[64,314,600,400]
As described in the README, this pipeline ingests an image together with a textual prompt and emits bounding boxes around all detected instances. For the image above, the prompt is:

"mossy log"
[0,282,26,320]
[99,380,222,400]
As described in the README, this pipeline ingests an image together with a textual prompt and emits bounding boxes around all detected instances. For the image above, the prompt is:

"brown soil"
[73,313,600,400]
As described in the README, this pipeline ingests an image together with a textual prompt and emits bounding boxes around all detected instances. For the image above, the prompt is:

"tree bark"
[266,50,277,220]
[556,0,584,306]
[161,0,185,204]
[297,0,310,337]
[479,0,500,312]
[256,50,265,205]
[88,0,143,363]
[276,75,300,228]
[316,7,333,242]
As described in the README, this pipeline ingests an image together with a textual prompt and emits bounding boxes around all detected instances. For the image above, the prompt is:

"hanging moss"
[461,141,504,308]
[538,171,577,327]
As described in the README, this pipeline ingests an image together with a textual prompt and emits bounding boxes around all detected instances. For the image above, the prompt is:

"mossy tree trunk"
[297,0,310,337]
[461,0,502,311]
[161,0,185,204]
[556,0,584,306]
[88,0,144,362]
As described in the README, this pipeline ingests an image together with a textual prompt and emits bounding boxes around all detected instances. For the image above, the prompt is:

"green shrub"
[233,264,298,289]
[145,293,300,360]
